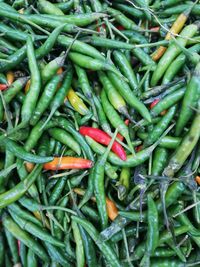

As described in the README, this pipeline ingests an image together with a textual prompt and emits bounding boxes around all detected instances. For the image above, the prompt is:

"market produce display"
[0,0,200,266]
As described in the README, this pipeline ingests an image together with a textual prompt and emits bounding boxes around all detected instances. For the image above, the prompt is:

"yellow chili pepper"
[6,71,14,85]
[67,88,90,115]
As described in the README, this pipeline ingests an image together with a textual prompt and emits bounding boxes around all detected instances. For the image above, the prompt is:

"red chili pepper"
[79,126,127,161]
[0,84,8,91]
[116,120,129,141]
[116,25,125,31]
[150,99,159,109]
[136,145,143,152]
[43,157,93,170]
[96,21,106,33]
[150,99,167,115]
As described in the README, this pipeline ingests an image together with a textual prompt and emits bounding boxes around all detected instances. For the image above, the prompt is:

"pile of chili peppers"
[0,0,200,266]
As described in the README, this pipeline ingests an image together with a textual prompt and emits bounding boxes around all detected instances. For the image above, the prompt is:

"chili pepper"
[93,128,118,229]
[72,216,121,267]
[140,194,159,266]
[8,203,42,227]
[27,249,37,267]
[108,71,152,122]
[72,220,85,267]
[10,211,65,248]
[150,87,185,117]
[54,0,74,13]
[6,71,14,86]
[49,127,81,156]
[2,213,49,262]
[152,147,169,176]
[0,164,42,209]
[106,6,147,32]
[79,225,97,267]
[175,62,200,136]
[164,107,200,177]
[152,5,195,61]
[3,77,28,105]
[43,157,93,170]
[101,90,134,154]
[44,242,71,267]
[93,95,112,135]
[113,50,138,93]
[196,176,200,185]
[38,0,64,15]
[49,176,67,206]
[163,44,200,84]
[69,52,124,79]
[113,3,144,18]
[67,88,90,116]
[21,36,41,124]
[4,229,19,265]
[2,138,53,164]
[98,71,130,119]
[151,23,199,86]
[0,84,8,91]
[79,126,126,160]
[54,117,94,161]
[106,197,118,221]
[86,36,157,67]
[145,105,177,147]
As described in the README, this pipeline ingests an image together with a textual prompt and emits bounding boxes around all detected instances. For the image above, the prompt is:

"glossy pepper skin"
[79,126,127,160]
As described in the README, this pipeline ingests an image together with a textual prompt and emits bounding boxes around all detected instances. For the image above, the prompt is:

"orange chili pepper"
[57,67,63,75]
[196,176,200,185]
[25,162,35,173]
[6,71,14,85]
[43,157,93,170]
[106,197,118,221]
[73,188,118,220]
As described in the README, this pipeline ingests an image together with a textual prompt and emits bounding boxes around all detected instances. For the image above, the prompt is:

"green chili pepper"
[72,216,121,267]
[2,213,49,262]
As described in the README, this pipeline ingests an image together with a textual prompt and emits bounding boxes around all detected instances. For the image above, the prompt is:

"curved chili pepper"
[79,126,126,160]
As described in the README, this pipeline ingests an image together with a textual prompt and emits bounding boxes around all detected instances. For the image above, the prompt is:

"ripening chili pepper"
[195,176,200,185]
[24,79,30,94]
[6,71,14,85]
[57,67,63,74]
[79,126,127,160]
[151,5,196,61]
[25,162,35,173]
[43,157,93,170]
[106,198,118,221]
[0,84,8,91]
[67,88,90,116]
